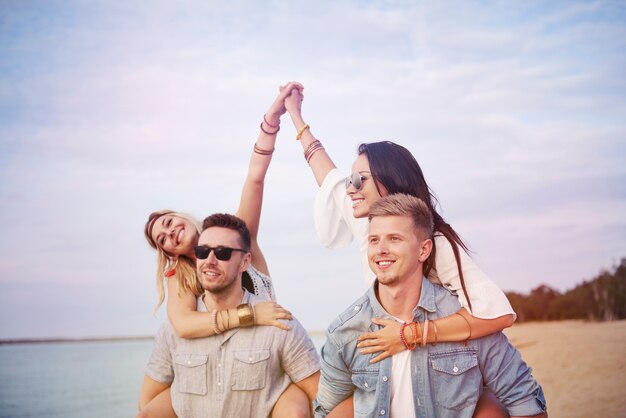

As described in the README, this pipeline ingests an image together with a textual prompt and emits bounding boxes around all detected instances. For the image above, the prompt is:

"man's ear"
[239,252,252,273]
[418,238,433,262]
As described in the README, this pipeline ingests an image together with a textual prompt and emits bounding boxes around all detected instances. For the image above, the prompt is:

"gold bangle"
[296,124,310,141]
[237,304,255,327]
[431,320,438,346]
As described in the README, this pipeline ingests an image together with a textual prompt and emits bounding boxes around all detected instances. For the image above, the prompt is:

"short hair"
[201,213,251,251]
[368,193,434,239]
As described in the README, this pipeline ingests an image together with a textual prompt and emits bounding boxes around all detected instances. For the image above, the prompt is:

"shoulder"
[325,292,371,346]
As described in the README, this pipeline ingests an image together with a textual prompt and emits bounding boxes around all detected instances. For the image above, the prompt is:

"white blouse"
[245,265,275,302]
[313,168,516,320]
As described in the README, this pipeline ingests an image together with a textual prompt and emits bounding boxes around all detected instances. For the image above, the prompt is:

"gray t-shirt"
[146,290,320,418]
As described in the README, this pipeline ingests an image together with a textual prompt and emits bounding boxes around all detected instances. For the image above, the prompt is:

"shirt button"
[249,357,253,361]
[380,410,386,415]
[453,366,459,373]
[187,361,191,365]
[382,376,388,382]
[354,305,361,311]
[364,381,369,388]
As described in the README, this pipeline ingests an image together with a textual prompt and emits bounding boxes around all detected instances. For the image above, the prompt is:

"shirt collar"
[367,276,437,319]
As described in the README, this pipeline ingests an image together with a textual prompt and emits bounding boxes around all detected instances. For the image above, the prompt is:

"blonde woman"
[136,83,313,418]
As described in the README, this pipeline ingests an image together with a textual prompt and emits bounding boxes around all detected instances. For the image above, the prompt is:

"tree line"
[505,258,626,322]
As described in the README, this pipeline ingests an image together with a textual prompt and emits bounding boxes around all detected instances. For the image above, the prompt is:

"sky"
[1,0,625,339]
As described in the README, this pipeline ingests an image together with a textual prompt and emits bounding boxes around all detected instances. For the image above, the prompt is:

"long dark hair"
[358,141,472,310]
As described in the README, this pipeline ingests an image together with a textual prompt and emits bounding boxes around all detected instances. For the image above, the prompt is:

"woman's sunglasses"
[194,245,248,261]
[345,172,368,191]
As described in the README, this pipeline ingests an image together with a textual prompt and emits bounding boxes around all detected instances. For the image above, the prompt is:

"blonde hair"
[368,193,434,240]
[144,210,203,314]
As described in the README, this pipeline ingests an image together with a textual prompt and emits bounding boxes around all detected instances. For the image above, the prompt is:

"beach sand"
[503,320,626,418]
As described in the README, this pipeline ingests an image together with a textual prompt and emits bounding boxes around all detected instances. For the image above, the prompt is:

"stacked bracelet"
[304,140,324,163]
[296,124,310,140]
[400,322,411,350]
[260,121,279,135]
[455,312,472,345]
[421,319,429,348]
[212,309,221,335]
[237,303,255,327]
[263,114,280,129]
[254,143,275,156]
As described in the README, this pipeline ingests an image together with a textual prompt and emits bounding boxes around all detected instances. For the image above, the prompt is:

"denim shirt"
[314,278,546,418]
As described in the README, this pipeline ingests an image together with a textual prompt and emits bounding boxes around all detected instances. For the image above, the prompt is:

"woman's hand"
[356,318,406,364]
[265,81,303,126]
[284,83,304,117]
[253,301,293,331]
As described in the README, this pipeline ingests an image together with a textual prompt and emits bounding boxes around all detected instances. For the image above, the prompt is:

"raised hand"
[265,81,303,126]
[253,301,293,331]
[356,318,407,363]
[284,83,304,117]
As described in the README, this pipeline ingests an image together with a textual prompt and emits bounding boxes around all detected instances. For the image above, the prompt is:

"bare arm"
[357,310,514,363]
[284,85,337,186]
[236,82,304,276]
[166,278,292,339]
[137,376,173,414]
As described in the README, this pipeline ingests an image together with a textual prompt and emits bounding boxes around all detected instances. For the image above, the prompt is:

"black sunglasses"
[194,245,248,261]
[345,172,368,191]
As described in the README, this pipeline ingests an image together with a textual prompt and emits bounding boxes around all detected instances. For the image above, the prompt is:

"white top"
[313,168,516,320]
[245,265,275,301]
[390,318,417,418]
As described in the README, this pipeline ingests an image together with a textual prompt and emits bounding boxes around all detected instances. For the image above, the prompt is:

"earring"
[165,258,179,278]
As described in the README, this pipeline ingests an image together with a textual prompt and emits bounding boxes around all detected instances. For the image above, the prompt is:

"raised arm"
[236,82,302,275]
[284,85,337,186]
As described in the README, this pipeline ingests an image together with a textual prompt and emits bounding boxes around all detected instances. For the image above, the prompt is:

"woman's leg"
[272,383,311,418]
[136,389,176,418]
[473,389,508,418]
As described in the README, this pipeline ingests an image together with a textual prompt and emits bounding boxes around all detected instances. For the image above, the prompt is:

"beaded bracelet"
[409,322,419,349]
[400,322,411,350]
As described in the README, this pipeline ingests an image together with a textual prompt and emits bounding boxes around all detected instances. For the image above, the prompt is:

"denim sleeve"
[145,323,174,385]
[479,333,547,416]
[314,336,355,418]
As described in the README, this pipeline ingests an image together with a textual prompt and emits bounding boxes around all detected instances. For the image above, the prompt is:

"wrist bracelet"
[400,322,410,350]
[260,121,279,135]
[254,143,275,155]
[263,114,280,129]
[296,124,310,140]
[421,319,429,348]
[237,303,255,327]
[212,309,221,335]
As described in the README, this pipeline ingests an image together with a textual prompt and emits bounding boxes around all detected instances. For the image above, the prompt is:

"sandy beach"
[503,320,626,418]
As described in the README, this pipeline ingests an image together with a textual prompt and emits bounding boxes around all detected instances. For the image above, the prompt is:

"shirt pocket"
[351,369,379,416]
[173,353,209,395]
[231,349,270,391]
[429,349,481,411]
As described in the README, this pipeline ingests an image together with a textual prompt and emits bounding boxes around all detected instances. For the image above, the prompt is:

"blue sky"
[1,0,625,339]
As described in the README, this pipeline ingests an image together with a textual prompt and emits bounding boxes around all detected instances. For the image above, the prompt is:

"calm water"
[0,335,325,418]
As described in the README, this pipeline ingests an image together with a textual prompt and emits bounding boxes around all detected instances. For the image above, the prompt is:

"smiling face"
[196,226,250,295]
[150,213,199,258]
[368,215,432,287]
[347,154,388,219]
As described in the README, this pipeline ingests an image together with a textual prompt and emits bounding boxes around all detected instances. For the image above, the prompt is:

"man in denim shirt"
[314,194,547,418]
[143,213,320,418]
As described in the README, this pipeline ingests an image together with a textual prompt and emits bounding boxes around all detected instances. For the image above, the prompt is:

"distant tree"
[505,257,626,322]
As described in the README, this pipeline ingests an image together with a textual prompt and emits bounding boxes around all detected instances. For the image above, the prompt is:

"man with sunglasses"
[145,213,320,418]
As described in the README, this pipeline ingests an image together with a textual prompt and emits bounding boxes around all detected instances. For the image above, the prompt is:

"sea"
[0,335,325,418]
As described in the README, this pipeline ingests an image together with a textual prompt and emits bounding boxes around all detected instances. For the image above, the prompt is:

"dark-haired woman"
[284,86,515,418]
